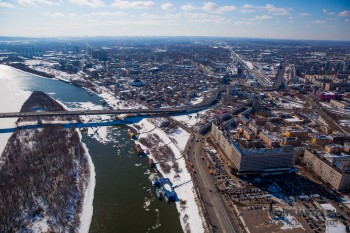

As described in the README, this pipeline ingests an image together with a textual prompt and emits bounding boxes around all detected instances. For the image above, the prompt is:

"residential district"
[1,37,350,233]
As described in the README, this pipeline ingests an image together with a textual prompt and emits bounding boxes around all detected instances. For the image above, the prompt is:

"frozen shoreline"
[77,130,96,233]
[131,119,206,233]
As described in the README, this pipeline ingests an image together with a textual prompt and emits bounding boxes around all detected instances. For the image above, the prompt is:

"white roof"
[320,203,336,212]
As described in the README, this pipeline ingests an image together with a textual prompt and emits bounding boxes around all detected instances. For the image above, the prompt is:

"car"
[196,139,199,142]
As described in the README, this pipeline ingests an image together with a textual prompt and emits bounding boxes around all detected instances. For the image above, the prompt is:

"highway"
[0,86,226,119]
[186,133,239,233]
[228,48,273,87]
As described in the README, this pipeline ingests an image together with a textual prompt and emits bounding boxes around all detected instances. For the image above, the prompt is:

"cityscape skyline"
[0,0,350,40]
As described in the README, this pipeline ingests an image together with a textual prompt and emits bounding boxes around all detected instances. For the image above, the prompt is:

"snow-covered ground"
[169,127,191,152]
[269,212,304,231]
[77,130,96,233]
[325,218,346,233]
[0,67,31,155]
[191,97,204,105]
[243,60,255,70]
[172,110,209,127]
[281,102,303,109]
[134,119,205,233]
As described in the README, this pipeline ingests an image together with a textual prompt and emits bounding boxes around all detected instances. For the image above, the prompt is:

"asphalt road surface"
[187,133,239,233]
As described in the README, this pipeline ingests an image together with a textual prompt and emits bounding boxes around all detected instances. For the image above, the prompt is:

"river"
[0,65,183,233]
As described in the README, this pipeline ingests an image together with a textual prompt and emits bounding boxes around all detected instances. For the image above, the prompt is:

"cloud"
[234,21,254,25]
[299,12,311,16]
[18,0,62,6]
[264,4,290,15]
[88,11,127,16]
[111,0,155,9]
[42,12,64,17]
[312,20,326,24]
[0,1,15,8]
[183,12,230,23]
[240,9,255,13]
[323,9,336,15]
[202,2,236,14]
[69,0,104,7]
[242,4,254,9]
[251,15,272,20]
[338,10,350,17]
[239,4,255,13]
[160,3,175,11]
[181,4,196,11]
[141,12,180,19]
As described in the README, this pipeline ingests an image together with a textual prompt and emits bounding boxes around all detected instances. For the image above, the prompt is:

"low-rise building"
[259,131,280,147]
[311,135,330,146]
[285,129,308,139]
[330,99,349,109]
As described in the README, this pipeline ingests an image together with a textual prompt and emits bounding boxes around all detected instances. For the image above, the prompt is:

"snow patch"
[77,130,96,233]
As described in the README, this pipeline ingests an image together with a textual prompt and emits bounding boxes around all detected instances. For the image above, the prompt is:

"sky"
[0,0,349,40]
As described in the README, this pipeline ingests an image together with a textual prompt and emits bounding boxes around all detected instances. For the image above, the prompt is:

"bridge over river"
[0,87,226,134]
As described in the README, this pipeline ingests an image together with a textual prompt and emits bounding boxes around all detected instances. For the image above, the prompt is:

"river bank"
[0,63,206,233]
[131,119,206,233]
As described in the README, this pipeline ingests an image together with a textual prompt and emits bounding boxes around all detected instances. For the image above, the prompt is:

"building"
[330,99,349,109]
[259,131,280,148]
[211,123,296,175]
[311,135,330,146]
[281,137,301,146]
[304,150,350,191]
[285,129,308,139]
[315,91,342,101]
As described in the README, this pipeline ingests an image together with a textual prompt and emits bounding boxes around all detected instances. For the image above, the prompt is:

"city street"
[186,133,239,233]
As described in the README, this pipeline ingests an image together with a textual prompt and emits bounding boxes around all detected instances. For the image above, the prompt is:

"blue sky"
[0,0,349,40]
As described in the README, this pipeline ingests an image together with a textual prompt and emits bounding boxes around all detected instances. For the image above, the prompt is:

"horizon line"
[0,35,350,43]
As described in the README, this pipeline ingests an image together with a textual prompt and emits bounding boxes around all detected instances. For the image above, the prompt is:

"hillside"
[0,91,90,232]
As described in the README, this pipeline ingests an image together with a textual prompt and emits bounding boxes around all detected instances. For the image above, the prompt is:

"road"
[187,133,239,233]
[0,86,226,119]
[228,48,272,87]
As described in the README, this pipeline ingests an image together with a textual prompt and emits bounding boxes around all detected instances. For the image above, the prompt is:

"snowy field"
[172,110,209,127]
[169,127,191,152]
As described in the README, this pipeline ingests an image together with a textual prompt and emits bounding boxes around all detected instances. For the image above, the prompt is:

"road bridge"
[0,87,226,119]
